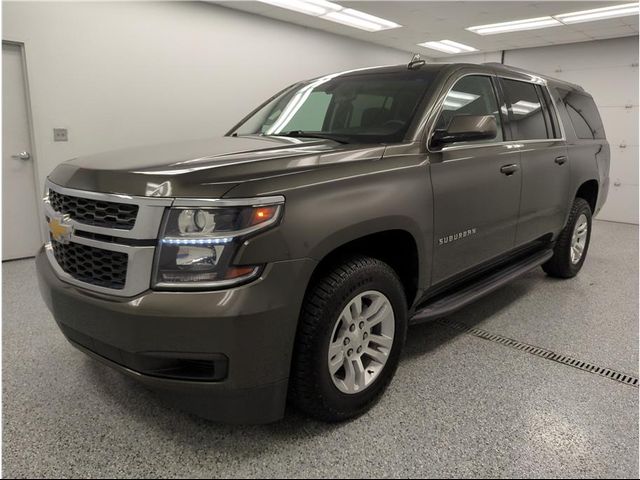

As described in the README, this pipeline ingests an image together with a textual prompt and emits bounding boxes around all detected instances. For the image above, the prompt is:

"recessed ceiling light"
[467,16,562,35]
[340,8,401,30]
[554,2,639,24]
[418,40,478,54]
[257,0,401,31]
[439,40,478,52]
[258,0,334,16]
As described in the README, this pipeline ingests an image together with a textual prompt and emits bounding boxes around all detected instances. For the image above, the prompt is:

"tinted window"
[538,86,562,139]
[277,91,332,132]
[233,72,433,144]
[558,89,605,139]
[435,75,503,144]
[502,79,548,140]
[348,94,391,127]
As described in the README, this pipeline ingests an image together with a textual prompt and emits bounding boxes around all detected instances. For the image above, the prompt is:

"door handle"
[500,164,519,176]
[555,155,567,165]
[11,151,31,161]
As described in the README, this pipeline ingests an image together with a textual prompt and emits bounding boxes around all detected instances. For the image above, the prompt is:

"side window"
[502,79,548,140]
[559,88,605,139]
[538,86,562,139]
[566,103,593,139]
[435,75,503,144]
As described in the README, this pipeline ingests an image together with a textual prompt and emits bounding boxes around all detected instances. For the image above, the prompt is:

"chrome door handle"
[500,164,519,176]
[11,151,31,161]
[555,156,567,165]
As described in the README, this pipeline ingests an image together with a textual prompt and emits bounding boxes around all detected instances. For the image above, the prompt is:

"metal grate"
[51,240,128,290]
[49,189,138,230]
[438,319,639,387]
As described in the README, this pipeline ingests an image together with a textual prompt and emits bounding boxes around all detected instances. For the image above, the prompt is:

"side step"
[410,249,553,324]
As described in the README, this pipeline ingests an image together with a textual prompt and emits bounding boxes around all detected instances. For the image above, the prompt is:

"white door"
[2,43,41,260]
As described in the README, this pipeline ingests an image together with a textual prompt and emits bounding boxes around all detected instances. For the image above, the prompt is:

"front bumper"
[36,248,317,423]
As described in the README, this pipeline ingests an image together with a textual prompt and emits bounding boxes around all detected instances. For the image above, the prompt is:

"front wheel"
[289,255,407,422]
[543,197,592,278]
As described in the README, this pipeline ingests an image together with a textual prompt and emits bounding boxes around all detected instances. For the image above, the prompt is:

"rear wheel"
[542,198,592,278]
[290,255,407,422]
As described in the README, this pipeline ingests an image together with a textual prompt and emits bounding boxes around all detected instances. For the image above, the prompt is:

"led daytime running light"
[161,237,234,245]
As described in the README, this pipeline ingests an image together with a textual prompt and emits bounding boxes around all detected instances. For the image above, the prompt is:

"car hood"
[48,135,383,197]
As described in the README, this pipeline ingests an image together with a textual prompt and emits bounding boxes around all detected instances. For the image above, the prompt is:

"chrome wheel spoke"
[329,355,344,376]
[364,346,387,365]
[366,303,390,328]
[328,340,345,375]
[350,297,362,319]
[328,342,343,360]
[343,357,357,392]
[353,357,366,390]
[576,221,588,236]
[368,333,393,350]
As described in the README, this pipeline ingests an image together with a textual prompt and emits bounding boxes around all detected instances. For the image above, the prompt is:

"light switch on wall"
[53,128,68,142]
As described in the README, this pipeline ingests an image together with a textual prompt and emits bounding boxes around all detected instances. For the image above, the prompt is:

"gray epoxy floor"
[3,220,638,478]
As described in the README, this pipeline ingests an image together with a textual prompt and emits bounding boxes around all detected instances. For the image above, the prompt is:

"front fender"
[229,153,433,293]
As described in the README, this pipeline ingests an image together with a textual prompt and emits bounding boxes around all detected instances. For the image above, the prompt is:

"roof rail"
[482,62,584,91]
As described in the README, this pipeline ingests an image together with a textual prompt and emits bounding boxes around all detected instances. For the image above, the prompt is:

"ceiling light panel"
[439,40,478,52]
[418,40,477,54]
[467,3,639,36]
[257,0,401,31]
[467,16,562,35]
[554,2,639,24]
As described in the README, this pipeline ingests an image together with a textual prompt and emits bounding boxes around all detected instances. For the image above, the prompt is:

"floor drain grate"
[437,319,639,387]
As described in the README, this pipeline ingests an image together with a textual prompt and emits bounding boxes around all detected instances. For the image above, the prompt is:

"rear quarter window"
[558,88,605,140]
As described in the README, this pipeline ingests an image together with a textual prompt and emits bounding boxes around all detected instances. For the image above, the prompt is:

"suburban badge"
[439,228,477,246]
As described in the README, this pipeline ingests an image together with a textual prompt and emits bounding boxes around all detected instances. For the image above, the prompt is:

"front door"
[2,43,41,260]
[428,74,522,284]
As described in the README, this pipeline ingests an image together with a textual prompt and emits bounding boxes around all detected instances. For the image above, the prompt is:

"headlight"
[153,197,284,289]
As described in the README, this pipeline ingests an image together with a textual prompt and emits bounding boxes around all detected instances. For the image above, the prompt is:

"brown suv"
[37,61,609,423]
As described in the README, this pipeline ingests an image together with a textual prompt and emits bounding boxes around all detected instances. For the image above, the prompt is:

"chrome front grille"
[51,240,128,289]
[48,189,139,230]
[44,180,173,297]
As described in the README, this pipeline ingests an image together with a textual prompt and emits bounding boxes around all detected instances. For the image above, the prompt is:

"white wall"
[444,37,639,224]
[3,1,410,191]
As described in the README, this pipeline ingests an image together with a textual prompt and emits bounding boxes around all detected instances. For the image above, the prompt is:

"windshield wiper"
[273,131,350,144]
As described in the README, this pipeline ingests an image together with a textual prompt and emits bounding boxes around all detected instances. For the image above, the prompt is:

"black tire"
[542,198,592,278]
[289,255,408,422]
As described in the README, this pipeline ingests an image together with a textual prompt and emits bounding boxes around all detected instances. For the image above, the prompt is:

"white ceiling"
[219,1,639,58]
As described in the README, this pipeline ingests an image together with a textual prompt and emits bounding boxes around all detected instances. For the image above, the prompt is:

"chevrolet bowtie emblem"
[48,214,73,244]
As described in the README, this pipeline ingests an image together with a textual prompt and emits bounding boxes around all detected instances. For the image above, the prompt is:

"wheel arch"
[306,223,425,310]
[575,179,599,214]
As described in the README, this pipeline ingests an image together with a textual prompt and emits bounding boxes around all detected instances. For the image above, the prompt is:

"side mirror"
[431,114,498,148]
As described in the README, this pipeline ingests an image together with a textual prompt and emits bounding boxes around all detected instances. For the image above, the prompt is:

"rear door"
[428,73,522,284]
[500,78,571,246]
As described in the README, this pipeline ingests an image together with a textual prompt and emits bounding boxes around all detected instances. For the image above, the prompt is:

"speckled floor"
[3,220,638,478]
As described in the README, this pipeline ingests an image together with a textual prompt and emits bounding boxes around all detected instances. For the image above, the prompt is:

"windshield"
[230,71,433,144]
